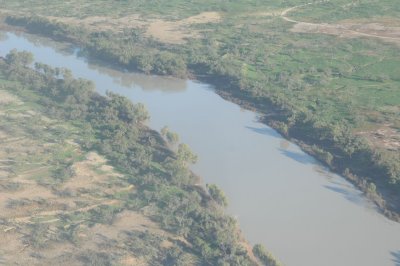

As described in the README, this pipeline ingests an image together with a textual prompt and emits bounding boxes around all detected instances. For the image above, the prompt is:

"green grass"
[1,0,399,216]
[290,0,400,23]
[0,0,301,18]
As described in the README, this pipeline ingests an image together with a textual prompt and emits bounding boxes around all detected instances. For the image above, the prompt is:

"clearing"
[281,1,400,46]
[44,11,221,44]
[0,86,187,265]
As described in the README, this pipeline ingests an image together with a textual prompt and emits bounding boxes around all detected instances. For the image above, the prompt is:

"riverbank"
[0,52,277,265]
[3,30,400,266]
[1,14,399,222]
[198,73,400,222]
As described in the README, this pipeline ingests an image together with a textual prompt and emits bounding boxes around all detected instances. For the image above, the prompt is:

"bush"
[253,244,282,266]
[207,184,228,207]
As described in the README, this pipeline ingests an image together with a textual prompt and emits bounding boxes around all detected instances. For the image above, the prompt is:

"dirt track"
[281,1,400,45]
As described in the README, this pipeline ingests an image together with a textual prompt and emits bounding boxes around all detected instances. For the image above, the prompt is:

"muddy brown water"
[1,31,399,266]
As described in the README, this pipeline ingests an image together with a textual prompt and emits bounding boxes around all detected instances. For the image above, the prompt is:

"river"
[1,31,399,266]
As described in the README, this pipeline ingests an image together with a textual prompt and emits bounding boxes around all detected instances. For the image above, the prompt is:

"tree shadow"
[279,149,313,165]
[313,164,335,179]
[246,126,280,138]
[324,184,364,206]
[391,250,400,266]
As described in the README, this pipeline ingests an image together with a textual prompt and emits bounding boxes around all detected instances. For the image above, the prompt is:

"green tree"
[5,49,34,67]
[161,126,179,145]
[253,244,281,266]
[207,184,228,207]
[177,143,197,166]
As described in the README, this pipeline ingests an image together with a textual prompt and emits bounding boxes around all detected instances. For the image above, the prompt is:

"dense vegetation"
[3,0,399,218]
[0,50,275,265]
[0,0,299,17]
[253,244,282,266]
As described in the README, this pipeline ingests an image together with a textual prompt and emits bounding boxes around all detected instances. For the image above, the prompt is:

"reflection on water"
[279,139,290,150]
[13,31,75,56]
[9,31,188,93]
[85,61,187,93]
[313,164,335,179]
[1,31,400,266]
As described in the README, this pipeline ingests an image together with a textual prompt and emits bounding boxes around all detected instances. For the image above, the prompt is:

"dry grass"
[47,11,221,44]
[145,11,221,44]
[119,255,148,266]
[291,22,400,46]
[63,152,112,191]
[281,2,400,46]
[0,88,184,265]
[357,124,400,151]
[0,90,22,105]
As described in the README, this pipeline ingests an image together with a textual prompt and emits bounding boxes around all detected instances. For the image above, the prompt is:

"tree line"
[1,50,281,265]
[5,16,399,215]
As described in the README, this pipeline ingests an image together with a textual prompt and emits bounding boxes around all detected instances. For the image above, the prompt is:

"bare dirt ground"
[0,88,178,265]
[62,152,111,191]
[357,124,400,151]
[0,8,221,44]
[281,1,400,46]
[0,90,22,105]
[145,12,221,44]
[88,210,172,242]
[46,11,221,44]
[46,14,146,33]
[119,255,147,266]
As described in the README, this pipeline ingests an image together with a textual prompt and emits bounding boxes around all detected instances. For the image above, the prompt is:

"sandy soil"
[357,124,400,151]
[0,90,149,264]
[0,90,22,105]
[46,11,221,44]
[119,255,147,266]
[148,11,221,44]
[281,1,400,46]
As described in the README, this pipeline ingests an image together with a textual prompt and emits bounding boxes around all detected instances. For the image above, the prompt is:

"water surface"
[1,32,399,266]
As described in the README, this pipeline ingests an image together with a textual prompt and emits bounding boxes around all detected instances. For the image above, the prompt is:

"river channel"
[1,31,399,266]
